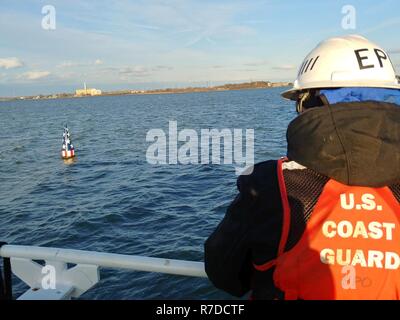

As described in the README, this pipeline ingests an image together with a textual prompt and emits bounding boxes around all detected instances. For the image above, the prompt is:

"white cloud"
[58,59,104,68]
[58,71,77,79]
[0,57,24,69]
[363,18,400,35]
[119,66,151,78]
[272,64,297,71]
[244,60,269,67]
[153,65,173,71]
[21,71,51,80]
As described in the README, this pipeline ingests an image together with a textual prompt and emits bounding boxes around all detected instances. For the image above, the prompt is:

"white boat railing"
[0,245,207,300]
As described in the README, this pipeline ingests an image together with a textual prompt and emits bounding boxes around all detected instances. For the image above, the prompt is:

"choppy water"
[0,88,295,299]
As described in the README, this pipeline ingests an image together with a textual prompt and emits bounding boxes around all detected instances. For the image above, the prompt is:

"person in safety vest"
[205,35,400,300]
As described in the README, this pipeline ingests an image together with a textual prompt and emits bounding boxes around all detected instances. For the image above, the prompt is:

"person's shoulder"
[237,160,279,196]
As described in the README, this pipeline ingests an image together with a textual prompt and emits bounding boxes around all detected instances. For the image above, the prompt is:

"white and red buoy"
[61,125,75,159]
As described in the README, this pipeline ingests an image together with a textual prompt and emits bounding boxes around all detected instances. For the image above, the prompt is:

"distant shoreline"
[0,81,292,102]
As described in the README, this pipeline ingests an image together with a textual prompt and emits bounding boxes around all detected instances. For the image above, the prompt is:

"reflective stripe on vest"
[256,160,400,300]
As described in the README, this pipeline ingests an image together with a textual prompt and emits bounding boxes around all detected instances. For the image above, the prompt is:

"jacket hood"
[287,101,400,187]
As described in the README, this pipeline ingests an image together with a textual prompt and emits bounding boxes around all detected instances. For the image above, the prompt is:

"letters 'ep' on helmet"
[282,35,400,100]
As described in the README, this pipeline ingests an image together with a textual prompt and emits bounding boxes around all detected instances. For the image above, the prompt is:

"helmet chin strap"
[296,92,310,113]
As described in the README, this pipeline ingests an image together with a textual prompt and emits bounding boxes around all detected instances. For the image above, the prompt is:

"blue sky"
[0,0,399,96]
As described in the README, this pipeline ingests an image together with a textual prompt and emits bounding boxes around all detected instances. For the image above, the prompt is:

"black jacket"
[204,101,400,299]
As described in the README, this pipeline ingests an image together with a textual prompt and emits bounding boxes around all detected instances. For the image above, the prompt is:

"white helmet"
[282,35,400,100]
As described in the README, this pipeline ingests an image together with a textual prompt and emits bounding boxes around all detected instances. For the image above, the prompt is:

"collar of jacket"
[286,101,400,187]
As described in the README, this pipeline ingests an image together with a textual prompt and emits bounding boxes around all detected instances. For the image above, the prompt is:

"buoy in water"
[61,125,75,159]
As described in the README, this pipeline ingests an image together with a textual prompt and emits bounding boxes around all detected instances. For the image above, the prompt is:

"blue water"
[0,88,295,299]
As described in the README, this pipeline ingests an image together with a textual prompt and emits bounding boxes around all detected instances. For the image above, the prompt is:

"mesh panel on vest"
[389,184,400,203]
[283,168,329,251]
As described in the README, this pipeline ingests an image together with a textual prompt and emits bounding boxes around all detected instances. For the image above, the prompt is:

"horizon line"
[0,79,293,99]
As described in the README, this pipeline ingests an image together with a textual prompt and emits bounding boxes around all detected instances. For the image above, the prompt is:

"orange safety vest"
[254,159,400,300]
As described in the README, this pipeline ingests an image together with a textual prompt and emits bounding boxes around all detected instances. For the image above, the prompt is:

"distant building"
[75,82,102,96]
